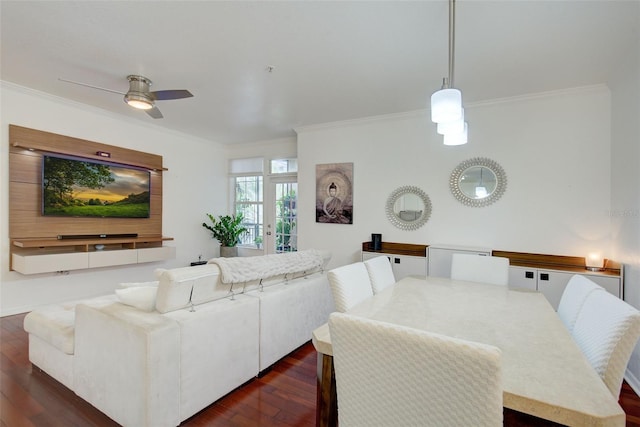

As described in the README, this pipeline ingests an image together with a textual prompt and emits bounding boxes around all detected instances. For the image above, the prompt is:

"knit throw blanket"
[210,249,325,283]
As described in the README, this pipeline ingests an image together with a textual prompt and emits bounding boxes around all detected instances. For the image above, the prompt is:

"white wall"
[297,85,612,270]
[610,3,640,390]
[0,82,228,315]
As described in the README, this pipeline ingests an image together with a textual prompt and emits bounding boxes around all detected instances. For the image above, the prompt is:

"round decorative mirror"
[450,158,507,207]
[386,186,432,230]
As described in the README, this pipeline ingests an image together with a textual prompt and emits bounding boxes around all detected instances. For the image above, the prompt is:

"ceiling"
[1,1,638,144]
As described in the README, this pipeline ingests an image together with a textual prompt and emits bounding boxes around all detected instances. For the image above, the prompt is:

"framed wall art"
[315,162,353,224]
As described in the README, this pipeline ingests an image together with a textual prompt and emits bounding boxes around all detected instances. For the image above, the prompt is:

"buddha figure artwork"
[315,162,353,224]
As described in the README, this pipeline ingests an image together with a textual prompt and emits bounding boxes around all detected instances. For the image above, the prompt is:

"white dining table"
[312,275,625,427]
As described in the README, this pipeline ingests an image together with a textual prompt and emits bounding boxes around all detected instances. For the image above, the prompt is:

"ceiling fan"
[59,75,193,119]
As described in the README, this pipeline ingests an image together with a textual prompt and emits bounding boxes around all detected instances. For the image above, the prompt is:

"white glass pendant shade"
[443,122,468,146]
[437,108,465,135]
[475,186,488,198]
[431,88,462,123]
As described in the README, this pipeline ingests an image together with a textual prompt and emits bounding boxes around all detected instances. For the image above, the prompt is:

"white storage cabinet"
[427,244,492,278]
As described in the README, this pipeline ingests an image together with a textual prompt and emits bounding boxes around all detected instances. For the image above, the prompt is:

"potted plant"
[202,213,248,257]
[254,236,263,249]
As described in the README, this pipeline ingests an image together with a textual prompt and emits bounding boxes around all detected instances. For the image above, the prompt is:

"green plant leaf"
[202,213,248,247]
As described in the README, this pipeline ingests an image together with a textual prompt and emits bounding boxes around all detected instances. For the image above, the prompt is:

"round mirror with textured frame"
[386,186,432,230]
[450,157,507,207]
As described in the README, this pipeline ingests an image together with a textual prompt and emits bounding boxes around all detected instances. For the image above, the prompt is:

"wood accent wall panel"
[9,125,165,242]
[9,125,163,170]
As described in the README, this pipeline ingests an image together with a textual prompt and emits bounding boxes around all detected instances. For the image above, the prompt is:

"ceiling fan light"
[124,93,154,110]
[431,88,462,123]
[437,108,465,135]
[443,122,468,146]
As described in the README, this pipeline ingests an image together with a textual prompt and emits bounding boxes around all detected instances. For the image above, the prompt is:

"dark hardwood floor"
[2,312,640,427]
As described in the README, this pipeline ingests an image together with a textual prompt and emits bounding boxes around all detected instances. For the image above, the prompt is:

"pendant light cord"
[448,0,456,88]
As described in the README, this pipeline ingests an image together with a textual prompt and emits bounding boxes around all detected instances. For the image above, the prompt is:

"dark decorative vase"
[372,233,382,251]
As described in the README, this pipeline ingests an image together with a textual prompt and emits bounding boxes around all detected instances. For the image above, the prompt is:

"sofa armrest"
[73,303,181,427]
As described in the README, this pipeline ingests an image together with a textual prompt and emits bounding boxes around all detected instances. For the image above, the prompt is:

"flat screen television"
[42,154,150,218]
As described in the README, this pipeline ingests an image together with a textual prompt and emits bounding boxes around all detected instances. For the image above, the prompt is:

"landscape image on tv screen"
[42,154,150,218]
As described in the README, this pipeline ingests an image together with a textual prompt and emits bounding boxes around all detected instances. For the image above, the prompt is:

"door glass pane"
[235,175,263,246]
[275,182,297,253]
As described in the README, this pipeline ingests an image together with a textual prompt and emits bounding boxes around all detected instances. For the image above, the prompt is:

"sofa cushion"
[115,286,158,312]
[248,271,335,370]
[24,305,76,355]
[155,264,232,313]
[155,250,331,313]
[23,294,117,355]
[209,249,330,284]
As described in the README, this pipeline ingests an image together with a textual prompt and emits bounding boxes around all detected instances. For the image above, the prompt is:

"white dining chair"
[327,262,374,312]
[557,274,605,334]
[450,253,510,286]
[572,290,640,398]
[328,312,503,427]
[363,256,396,294]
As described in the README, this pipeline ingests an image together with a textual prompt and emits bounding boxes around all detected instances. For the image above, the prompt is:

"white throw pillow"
[119,280,159,288]
[115,286,158,312]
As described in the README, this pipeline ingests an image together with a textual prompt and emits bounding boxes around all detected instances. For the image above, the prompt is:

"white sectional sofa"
[24,249,334,427]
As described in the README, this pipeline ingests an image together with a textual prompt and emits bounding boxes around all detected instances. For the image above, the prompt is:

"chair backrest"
[572,290,640,398]
[328,312,503,427]
[363,256,396,294]
[327,262,374,312]
[450,253,510,286]
[557,274,605,334]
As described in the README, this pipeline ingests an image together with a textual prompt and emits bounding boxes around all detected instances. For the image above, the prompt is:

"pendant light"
[431,0,468,145]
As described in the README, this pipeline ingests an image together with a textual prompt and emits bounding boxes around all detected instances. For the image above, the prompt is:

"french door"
[265,176,297,254]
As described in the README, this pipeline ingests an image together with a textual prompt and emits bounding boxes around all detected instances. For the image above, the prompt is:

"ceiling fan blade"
[58,78,126,95]
[146,106,163,119]
[150,90,193,101]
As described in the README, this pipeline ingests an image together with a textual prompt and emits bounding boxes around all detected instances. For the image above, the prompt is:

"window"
[230,158,264,247]
[270,159,297,253]
[274,180,297,253]
[235,176,263,246]
[270,158,298,174]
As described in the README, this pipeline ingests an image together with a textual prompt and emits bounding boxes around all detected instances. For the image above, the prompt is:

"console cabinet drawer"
[12,252,89,275]
[362,252,426,280]
[509,266,622,310]
[89,250,138,268]
[138,246,176,263]
[12,246,175,275]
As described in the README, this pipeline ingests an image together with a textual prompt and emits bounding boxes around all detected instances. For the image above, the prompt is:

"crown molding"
[467,84,610,109]
[294,109,427,134]
[294,84,609,135]
[0,80,217,146]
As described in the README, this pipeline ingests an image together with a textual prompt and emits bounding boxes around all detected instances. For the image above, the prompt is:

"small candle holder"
[585,253,604,271]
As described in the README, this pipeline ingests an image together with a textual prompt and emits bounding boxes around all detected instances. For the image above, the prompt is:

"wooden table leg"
[316,353,338,427]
